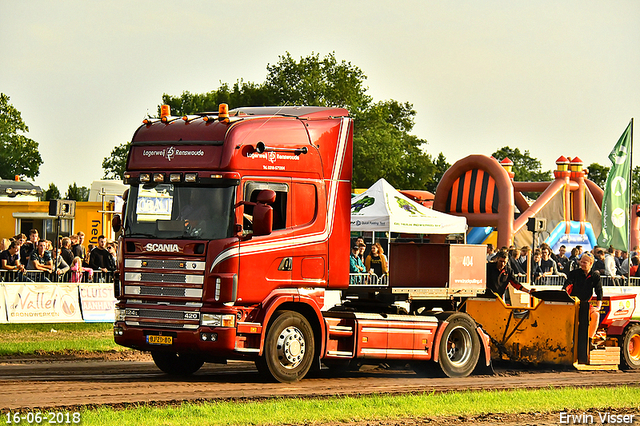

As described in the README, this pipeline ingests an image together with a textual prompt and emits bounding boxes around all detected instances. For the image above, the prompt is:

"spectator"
[618,251,629,276]
[107,242,118,269]
[60,237,75,266]
[486,244,495,262]
[72,231,86,263]
[530,249,543,282]
[84,244,95,268]
[365,242,388,278]
[593,249,606,276]
[53,248,70,279]
[630,256,639,277]
[518,246,531,270]
[355,238,367,263]
[568,247,580,271]
[350,243,365,284]
[0,238,9,252]
[556,245,570,273]
[20,229,39,266]
[70,256,93,283]
[1,241,29,281]
[603,247,617,277]
[508,248,525,275]
[540,247,560,277]
[12,234,25,265]
[89,235,116,273]
[27,240,53,281]
[485,251,533,302]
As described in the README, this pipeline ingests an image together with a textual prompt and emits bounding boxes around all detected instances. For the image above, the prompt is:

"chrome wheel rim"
[446,325,473,366]
[277,326,306,369]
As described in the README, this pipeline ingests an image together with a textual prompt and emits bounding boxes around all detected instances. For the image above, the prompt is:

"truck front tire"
[151,351,205,376]
[257,311,315,383]
[620,324,640,370]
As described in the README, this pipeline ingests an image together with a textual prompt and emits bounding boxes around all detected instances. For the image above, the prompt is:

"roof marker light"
[218,104,229,123]
[140,173,151,183]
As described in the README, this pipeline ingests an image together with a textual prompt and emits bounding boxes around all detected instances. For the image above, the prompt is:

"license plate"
[147,335,173,345]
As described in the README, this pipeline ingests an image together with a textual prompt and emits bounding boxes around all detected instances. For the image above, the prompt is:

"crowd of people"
[485,242,640,284]
[349,237,389,284]
[0,229,117,283]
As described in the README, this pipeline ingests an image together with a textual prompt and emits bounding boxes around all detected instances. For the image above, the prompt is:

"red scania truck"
[113,104,494,382]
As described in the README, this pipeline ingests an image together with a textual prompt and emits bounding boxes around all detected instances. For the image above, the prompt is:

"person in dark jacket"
[563,252,603,351]
[486,252,533,303]
[508,248,526,275]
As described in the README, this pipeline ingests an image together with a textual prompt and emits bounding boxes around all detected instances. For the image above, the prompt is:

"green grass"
[79,386,640,426]
[0,322,123,355]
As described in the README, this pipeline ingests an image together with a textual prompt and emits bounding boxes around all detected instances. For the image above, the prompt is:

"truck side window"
[243,182,288,232]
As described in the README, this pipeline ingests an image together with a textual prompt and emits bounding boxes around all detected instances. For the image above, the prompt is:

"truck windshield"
[124,183,235,240]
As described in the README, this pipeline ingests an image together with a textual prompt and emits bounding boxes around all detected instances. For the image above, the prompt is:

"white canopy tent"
[351,178,467,235]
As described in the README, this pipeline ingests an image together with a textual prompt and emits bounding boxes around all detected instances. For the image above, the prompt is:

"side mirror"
[112,214,122,233]
[252,190,276,236]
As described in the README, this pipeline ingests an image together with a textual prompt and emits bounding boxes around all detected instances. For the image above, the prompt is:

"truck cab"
[114,105,353,381]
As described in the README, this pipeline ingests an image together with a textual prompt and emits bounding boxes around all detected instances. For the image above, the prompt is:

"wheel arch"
[256,294,326,358]
[432,311,487,366]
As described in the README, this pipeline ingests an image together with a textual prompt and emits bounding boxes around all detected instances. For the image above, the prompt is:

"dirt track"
[1,352,640,413]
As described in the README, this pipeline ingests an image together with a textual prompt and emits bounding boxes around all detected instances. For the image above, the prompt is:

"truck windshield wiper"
[125,233,157,238]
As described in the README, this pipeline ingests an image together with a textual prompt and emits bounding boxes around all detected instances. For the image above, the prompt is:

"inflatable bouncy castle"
[433,155,639,251]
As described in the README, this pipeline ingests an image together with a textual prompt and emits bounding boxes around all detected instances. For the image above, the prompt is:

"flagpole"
[628,118,634,284]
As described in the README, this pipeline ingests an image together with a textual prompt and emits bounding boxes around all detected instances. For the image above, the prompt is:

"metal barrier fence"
[515,273,640,287]
[349,273,389,286]
[0,270,114,284]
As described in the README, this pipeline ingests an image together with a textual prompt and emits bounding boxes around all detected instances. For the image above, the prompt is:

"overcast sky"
[2,1,639,193]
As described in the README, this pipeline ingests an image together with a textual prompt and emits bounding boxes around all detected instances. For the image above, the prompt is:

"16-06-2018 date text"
[5,412,81,424]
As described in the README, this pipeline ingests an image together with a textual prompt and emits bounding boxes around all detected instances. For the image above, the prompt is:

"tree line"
[1,52,637,202]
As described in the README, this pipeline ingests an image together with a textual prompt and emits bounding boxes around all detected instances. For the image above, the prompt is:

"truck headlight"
[201,313,236,327]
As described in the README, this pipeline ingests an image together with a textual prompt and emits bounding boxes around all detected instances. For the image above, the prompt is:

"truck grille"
[123,257,206,328]
[140,286,197,297]
[143,273,188,283]
[144,260,187,269]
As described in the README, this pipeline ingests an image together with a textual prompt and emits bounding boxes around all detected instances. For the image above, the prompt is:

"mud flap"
[473,326,495,375]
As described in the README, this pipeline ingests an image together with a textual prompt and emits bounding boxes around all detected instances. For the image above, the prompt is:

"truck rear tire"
[151,351,205,376]
[437,313,480,378]
[620,324,640,370]
[257,311,315,383]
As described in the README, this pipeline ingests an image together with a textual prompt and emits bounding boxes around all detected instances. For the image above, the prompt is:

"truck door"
[238,179,293,302]
[291,181,327,288]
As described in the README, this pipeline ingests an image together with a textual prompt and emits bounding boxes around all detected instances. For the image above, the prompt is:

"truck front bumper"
[113,321,262,359]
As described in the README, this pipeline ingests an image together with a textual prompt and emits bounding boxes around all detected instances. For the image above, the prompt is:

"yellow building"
[0,201,115,245]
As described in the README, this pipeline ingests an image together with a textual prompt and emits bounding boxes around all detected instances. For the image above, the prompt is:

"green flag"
[597,121,633,251]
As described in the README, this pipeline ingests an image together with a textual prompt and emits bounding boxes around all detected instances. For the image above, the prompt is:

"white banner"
[79,283,116,322]
[0,285,7,323]
[4,283,83,323]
